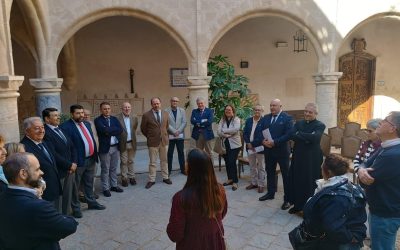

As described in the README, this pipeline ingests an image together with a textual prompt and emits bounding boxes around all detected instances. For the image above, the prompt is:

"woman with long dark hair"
[167,149,228,250]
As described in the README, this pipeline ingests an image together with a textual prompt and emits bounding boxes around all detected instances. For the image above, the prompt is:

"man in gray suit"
[165,97,187,175]
[116,102,138,187]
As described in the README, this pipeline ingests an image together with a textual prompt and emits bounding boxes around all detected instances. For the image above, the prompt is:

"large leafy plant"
[208,55,253,123]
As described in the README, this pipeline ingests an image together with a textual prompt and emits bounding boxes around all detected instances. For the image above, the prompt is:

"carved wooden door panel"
[338,39,375,128]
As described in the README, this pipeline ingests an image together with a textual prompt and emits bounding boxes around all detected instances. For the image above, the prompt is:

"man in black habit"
[287,103,326,214]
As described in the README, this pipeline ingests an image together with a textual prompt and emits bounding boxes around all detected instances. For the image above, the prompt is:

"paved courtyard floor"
[60,147,379,250]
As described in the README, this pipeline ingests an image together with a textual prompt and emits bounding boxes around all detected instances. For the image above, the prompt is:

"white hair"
[23,117,43,130]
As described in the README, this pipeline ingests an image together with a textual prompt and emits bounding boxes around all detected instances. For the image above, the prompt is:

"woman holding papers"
[217,105,242,191]
[287,103,326,214]
[243,105,266,193]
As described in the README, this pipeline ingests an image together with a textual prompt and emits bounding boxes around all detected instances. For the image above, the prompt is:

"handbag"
[215,217,229,250]
[213,137,226,155]
[288,223,322,250]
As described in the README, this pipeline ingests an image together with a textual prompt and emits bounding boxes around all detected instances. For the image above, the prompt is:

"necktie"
[78,123,94,156]
[271,115,277,124]
[106,117,111,126]
[38,143,53,163]
[156,111,161,124]
[54,127,67,144]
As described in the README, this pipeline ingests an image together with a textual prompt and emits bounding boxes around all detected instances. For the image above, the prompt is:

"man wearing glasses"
[358,111,400,250]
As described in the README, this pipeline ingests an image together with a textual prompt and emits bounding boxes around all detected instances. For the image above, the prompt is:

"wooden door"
[338,39,375,128]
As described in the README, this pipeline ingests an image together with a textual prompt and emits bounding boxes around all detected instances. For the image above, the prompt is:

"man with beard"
[0,152,78,250]
[60,104,105,218]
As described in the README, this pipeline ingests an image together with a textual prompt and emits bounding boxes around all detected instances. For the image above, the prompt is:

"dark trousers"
[167,139,185,174]
[71,157,97,212]
[61,173,74,215]
[264,152,290,201]
[223,142,240,183]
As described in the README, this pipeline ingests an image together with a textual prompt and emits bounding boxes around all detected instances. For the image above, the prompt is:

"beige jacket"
[217,116,242,149]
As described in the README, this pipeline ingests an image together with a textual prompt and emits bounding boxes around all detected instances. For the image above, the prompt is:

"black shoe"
[288,207,302,214]
[145,182,155,189]
[223,181,234,186]
[72,210,82,218]
[110,186,124,193]
[94,193,99,199]
[88,203,106,210]
[281,201,292,210]
[163,179,172,185]
[259,193,275,201]
[103,190,111,197]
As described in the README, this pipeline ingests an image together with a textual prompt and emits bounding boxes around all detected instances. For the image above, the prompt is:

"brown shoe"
[258,186,264,193]
[145,182,155,189]
[129,178,137,185]
[121,178,128,187]
[163,178,172,185]
[232,183,238,191]
[246,184,258,190]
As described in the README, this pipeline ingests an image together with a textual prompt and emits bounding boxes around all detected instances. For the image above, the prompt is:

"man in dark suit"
[141,97,171,189]
[116,102,138,187]
[190,97,215,155]
[43,107,77,216]
[95,102,124,197]
[20,117,63,211]
[60,104,105,217]
[0,152,78,250]
[259,99,293,211]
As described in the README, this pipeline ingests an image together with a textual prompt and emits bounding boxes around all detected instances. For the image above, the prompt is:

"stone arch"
[336,11,400,61]
[206,9,325,71]
[52,8,193,68]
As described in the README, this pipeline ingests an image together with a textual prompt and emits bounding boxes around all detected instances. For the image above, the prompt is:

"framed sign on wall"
[170,68,188,87]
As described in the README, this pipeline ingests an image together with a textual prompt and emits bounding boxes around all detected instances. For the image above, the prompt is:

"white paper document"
[262,128,273,141]
[247,146,264,155]
[169,133,184,139]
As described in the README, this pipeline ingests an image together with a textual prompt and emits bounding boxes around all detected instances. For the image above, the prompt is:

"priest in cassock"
[287,103,326,214]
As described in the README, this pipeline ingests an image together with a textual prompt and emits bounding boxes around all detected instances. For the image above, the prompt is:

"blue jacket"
[44,124,77,179]
[94,115,123,154]
[364,144,400,217]
[0,188,78,250]
[302,179,367,248]
[190,108,215,141]
[260,112,293,156]
[60,119,98,168]
[243,117,264,153]
[20,137,62,202]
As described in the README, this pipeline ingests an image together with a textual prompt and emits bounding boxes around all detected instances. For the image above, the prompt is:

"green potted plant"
[207,55,253,123]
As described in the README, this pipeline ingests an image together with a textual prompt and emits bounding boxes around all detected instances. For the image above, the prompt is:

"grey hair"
[253,104,264,111]
[305,103,318,114]
[389,111,400,137]
[2,152,34,183]
[23,117,42,130]
[366,118,383,129]
[196,97,205,103]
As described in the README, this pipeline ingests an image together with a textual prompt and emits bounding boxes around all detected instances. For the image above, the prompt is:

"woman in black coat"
[294,154,367,250]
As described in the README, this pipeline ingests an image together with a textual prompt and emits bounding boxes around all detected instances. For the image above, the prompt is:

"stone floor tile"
[247,233,275,249]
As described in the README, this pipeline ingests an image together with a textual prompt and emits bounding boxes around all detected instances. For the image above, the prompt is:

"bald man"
[259,99,293,211]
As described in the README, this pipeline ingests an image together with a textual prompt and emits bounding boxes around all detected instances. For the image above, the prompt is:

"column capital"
[313,72,343,84]
[30,78,63,93]
[188,76,212,90]
[0,75,24,98]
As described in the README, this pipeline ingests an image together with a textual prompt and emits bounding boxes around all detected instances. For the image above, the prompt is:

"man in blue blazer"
[94,102,124,197]
[60,104,105,218]
[0,152,78,250]
[43,107,77,215]
[20,117,62,211]
[259,99,293,211]
[190,97,215,155]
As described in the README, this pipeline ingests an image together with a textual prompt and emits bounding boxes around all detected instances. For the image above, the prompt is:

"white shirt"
[123,115,132,141]
[381,138,400,148]
[8,185,38,196]
[74,121,94,157]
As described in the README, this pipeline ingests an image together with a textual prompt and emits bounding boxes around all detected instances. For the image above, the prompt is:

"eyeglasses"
[253,109,262,112]
[384,118,397,128]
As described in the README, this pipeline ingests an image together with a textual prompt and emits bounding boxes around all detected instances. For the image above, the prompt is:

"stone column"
[313,72,343,129]
[187,76,212,109]
[0,75,24,142]
[30,78,63,115]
